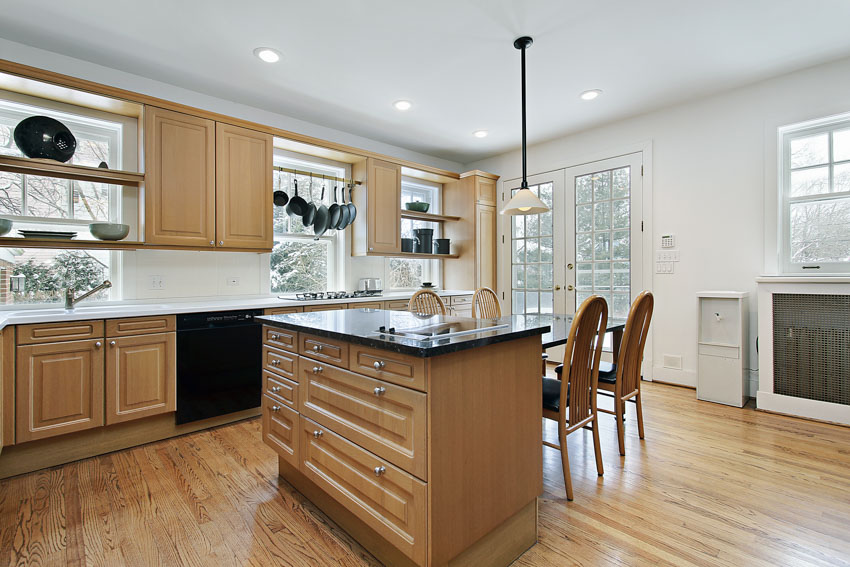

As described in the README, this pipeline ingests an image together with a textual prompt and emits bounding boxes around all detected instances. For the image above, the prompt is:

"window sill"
[756,275,850,284]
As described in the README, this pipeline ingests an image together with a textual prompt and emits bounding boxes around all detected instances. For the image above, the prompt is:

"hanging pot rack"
[273,166,361,186]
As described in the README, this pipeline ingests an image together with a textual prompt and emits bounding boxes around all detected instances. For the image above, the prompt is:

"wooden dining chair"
[542,295,607,501]
[408,289,446,315]
[472,287,501,318]
[597,290,654,456]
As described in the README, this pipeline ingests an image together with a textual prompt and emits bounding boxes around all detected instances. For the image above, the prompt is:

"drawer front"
[299,357,427,479]
[262,395,299,468]
[348,302,383,310]
[263,371,297,409]
[17,320,104,345]
[263,345,298,381]
[450,295,473,306]
[383,300,409,311]
[300,333,349,368]
[300,416,426,566]
[350,345,427,392]
[264,306,303,315]
[303,303,348,312]
[451,306,472,318]
[106,315,175,337]
[263,325,298,353]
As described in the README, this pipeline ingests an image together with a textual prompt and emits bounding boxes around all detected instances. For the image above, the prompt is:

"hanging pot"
[337,185,351,229]
[313,186,331,239]
[14,116,77,162]
[328,185,342,229]
[273,167,288,206]
[346,184,357,225]
[286,176,308,218]
[302,177,317,227]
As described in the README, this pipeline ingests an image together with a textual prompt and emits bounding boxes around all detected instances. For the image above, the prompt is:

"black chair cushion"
[554,361,617,384]
[542,377,569,412]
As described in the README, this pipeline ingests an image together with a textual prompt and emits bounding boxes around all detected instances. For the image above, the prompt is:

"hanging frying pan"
[328,185,342,229]
[273,167,288,207]
[346,184,357,226]
[337,185,351,229]
[286,174,308,218]
[313,186,331,239]
[302,175,317,227]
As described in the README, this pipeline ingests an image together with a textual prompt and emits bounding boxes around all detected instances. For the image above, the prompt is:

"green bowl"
[89,223,130,241]
[0,218,11,237]
[405,201,430,213]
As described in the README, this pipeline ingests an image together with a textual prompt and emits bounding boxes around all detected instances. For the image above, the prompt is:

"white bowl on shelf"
[89,223,129,241]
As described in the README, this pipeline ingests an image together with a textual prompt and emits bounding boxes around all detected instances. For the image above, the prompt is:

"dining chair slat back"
[563,295,608,427]
[618,291,654,395]
[472,287,501,318]
[408,289,446,315]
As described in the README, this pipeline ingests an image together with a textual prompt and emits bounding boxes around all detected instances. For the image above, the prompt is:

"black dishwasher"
[176,309,263,424]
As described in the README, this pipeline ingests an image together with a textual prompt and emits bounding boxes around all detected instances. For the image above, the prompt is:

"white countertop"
[0,289,474,329]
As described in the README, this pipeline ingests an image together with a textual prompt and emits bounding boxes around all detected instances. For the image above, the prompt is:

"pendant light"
[501,36,549,216]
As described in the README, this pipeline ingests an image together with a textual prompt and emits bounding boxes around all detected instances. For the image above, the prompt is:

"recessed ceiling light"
[253,47,281,63]
[580,89,602,101]
[473,130,488,138]
[393,100,412,111]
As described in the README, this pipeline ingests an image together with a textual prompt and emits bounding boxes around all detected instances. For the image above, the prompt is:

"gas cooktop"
[279,290,383,301]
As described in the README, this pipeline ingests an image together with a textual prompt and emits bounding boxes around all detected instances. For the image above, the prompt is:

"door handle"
[554,285,562,291]
[567,285,574,291]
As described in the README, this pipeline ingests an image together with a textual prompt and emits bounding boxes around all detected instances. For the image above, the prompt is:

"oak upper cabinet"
[351,158,401,255]
[16,338,105,442]
[105,331,176,425]
[443,170,500,290]
[215,123,274,249]
[145,106,216,247]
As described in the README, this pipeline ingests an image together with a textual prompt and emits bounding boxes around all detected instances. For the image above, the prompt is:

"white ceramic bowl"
[89,223,129,241]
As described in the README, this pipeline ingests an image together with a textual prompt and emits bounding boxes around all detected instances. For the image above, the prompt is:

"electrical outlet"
[149,275,165,290]
[226,276,240,287]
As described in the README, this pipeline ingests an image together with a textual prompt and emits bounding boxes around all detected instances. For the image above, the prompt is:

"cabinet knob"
[94,341,102,348]
[210,240,215,246]
[312,366,323,374]
[312,344,323,352]
[109,340,116,346]
[271,405,281,412]
[270,333,280,340]
[271,359,280,366]
[373,360,385,370]
[373,386,386,396]
[219,240,224,246]
[373,465,386,477]
[271,386,281,393]
[313,430,323,439]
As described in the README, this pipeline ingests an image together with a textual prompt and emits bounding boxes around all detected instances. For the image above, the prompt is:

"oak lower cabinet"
[16,338,105,442]
[105,332,176,425]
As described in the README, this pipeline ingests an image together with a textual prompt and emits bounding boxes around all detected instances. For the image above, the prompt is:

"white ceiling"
[2,0,850,164]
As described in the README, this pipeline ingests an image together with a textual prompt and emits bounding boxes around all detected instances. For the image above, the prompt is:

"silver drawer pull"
[373,386,386,396]
[313,430,323,439]
[374,466,386,477]
[271,405,281,412]
[270,333,280,340]
[313,366,323,374]
[109,340,116,346]
[373,360,386,370]
[271,359,280,366]
[271,386,281,393]
[94,341,102,348]
[312,344,323,352]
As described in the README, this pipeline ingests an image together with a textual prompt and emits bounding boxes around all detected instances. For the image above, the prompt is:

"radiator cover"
[772,293,850,406]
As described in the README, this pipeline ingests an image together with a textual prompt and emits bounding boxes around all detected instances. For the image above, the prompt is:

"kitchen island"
[257,309,550,567]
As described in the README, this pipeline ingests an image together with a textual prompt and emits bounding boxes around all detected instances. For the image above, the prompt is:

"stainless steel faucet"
[65,280,112,309]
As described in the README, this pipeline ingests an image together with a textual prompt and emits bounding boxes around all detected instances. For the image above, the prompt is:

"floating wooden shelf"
[0,155,145,186]
[400,210,461,223]
[0,237,271,253]
[370,251,459,260]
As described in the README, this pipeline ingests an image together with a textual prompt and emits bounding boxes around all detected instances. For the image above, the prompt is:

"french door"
[501,153,644,322]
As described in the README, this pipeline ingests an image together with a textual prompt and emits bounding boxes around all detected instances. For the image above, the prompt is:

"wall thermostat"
[661,234,676,248]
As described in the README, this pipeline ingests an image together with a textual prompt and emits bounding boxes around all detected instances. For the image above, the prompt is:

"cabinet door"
[16,339,104,442]
[105,332,176,425]
[475,175,498,206]
[368,159,401,254]
[476,204,497,289]
[145,107,216,247]
[262,394,300,468]
[215,123,273,250]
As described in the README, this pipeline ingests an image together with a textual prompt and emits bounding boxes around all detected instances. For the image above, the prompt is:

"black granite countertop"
[257,308,550,357]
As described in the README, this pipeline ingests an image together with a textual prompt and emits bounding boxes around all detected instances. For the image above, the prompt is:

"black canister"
[401,238,415,252]
[413,228,433,254]
[434,238,450,255]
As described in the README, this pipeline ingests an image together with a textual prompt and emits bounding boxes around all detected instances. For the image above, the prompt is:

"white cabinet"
[697,292,748,407]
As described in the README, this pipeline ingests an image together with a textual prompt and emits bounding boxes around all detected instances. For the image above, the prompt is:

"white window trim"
[778,111,850,275]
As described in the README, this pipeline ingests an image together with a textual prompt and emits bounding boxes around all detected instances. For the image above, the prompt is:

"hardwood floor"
[1,380,849,566]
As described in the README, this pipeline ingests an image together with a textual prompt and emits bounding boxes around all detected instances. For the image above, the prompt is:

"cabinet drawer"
[17,320,104,345]
[303,303,348,312]
[299,358,427,479]
[263,345,298,381]
[106,315,176,337]
[300,416,426,566]
[300,333,349,368]
[263,371,297,409]
[350,345,427,392]
[383,300,409,311]
[262,395,299,469]
[450,295,473,306]
[348,301,383,310]
[263,325,298,353]
[264,307,303,315]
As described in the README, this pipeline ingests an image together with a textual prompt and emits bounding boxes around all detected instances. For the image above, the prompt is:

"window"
[0,248,111,306]
[780,113,850,273]
[511,182,554,314]
[270,152,345,293]
[387,180,440,290]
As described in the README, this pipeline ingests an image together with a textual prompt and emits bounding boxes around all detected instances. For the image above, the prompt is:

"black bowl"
[14,116,77,162]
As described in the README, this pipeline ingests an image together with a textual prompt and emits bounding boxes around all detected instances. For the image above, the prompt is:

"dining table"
[509,313,627,361]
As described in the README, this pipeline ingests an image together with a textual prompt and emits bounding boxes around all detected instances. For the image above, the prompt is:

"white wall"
[467,55,850,392]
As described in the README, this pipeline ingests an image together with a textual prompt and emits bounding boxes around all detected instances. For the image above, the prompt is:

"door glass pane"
[574,165,633,321]
[511,181,555,314]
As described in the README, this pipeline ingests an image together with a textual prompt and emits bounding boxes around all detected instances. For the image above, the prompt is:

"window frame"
[779,112,850,274]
